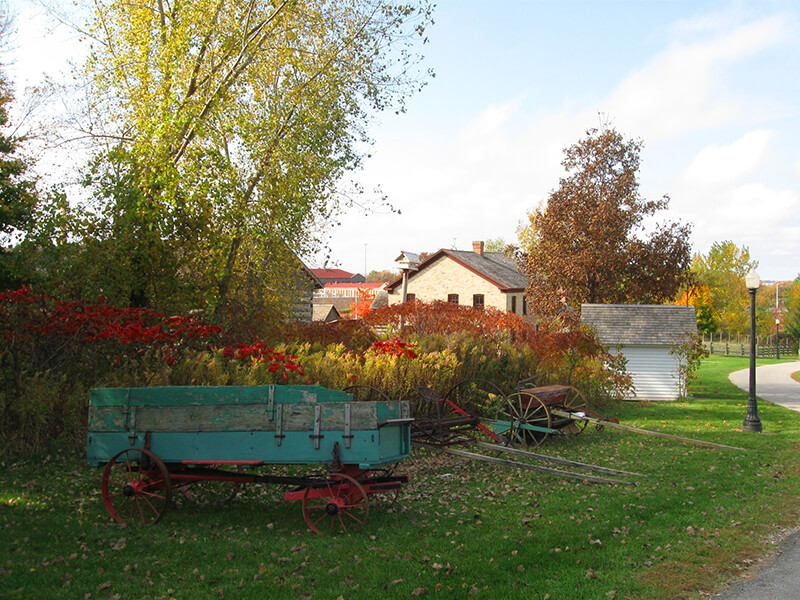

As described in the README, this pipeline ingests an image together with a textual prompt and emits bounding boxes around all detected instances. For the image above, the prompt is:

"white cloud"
[606,16,791,141]
[683,130,774,185]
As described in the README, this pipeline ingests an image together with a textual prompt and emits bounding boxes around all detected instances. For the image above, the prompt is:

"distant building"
[312,281,386,318]
[312,304,342,322]
[310,269,366,285]
[385,241,528,315]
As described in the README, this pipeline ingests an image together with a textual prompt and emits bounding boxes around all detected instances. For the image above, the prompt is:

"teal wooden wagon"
[86,385,412,534]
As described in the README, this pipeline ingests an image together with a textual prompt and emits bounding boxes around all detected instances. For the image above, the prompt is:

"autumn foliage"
[0,287,307,451]
[1,289,629,454]
[520,127,692,316]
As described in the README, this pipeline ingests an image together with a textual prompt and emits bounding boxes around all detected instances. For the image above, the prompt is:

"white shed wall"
[612,345,683,401]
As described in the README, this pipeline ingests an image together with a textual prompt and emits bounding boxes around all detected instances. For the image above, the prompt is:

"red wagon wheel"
[101,448,172,526]
[498,391,552,448]
[302,473,369,535]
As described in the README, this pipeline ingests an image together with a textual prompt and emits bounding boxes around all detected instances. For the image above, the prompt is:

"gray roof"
[385,248,528,292]
[442,250,528,291]
[581,304,697,346]
[312,304,341,322]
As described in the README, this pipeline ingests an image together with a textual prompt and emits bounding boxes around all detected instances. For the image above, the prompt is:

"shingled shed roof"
[581,304,697,346]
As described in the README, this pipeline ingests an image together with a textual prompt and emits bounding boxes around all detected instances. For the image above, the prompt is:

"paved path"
[728,361,800,412]
[712,361,800,600]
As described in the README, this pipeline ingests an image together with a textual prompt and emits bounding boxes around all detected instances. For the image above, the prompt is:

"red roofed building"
[309,269,366,285]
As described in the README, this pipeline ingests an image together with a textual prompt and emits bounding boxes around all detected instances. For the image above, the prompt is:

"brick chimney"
[472,240,484,255]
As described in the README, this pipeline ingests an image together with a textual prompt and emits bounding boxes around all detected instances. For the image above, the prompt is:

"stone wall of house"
[387,255,523,312]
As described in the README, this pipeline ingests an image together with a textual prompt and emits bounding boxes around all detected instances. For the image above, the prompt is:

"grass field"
[3,356,800,599]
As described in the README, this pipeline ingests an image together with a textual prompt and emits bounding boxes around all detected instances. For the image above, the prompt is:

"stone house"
[385,241,528,315]
[581,304,698,401]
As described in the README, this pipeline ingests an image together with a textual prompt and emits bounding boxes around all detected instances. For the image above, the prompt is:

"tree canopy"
[690,241,757,334]
[39,0,432,324]
[520,127,692,316]
[0,52,39,289]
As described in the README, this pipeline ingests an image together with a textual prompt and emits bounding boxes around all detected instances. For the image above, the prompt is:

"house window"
[523,297,528,316]
[473,294,484,309]
[448,294,459,304]
[406,293,416,302]
[511,295,517,314]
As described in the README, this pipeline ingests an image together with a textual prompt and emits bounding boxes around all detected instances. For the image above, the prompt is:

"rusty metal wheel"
[497,391,552,448]
[343,385,392,402]
[559,387,590,435]
[101,448,172,526]
[444,378,507,418]
[302,473,369,535]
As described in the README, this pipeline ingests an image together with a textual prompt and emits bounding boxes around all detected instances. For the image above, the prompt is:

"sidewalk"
[728,361,800,412]
[712,361,800,600]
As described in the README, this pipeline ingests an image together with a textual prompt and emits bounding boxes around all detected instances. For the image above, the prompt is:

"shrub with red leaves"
[218,339,304,381]
[368,338,418,359]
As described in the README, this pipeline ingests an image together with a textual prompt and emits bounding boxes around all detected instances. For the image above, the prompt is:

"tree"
[0,47,39,288]
[691,241,757,334]
[520,127,692,316]
[784,277,800,343]
[54,0,432,321]
[484,237,507,253]
[678,284,718,335]
[366,269,396,283]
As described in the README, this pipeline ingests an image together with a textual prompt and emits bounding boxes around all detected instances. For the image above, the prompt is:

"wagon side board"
[86,386,412,470]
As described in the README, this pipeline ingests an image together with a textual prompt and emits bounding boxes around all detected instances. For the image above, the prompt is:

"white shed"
[581,304,697,401]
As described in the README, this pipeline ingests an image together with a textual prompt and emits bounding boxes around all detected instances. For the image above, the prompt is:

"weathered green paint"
[489,419,560,435]
[88,402,381,433]
[86,385,412,469]
[89,385,349,407]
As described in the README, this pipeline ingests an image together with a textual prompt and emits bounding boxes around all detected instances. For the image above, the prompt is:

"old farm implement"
[409,379,744,484]
[409,381,644,486]
[87,385,413,533]
[411,381,613,449]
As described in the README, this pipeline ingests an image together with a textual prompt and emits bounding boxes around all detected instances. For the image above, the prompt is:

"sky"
[5,0,800,281]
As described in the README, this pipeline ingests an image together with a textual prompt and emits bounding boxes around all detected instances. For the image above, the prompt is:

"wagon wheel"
[343,385,392,402]
[497,391,552,448]
[444,378,507,419]
[101,448,172,526]
[176,466,243,507]
[558,386,590,435]
[302,473,369,535]
[366,466,403,512]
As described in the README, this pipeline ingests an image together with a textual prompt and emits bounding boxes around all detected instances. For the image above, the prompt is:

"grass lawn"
[3,356,800,600]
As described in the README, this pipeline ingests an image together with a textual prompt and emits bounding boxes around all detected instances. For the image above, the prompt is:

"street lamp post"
[743,269,762,433]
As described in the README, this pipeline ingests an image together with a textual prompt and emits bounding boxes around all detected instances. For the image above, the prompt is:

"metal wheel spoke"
[302,473,369,535]
[102,448,172,526]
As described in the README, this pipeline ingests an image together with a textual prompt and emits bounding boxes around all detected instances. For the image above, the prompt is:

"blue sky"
[330,0,800,280]
[6,0,800,280]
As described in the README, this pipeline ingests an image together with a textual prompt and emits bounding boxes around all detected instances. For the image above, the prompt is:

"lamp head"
[745,269,761,291]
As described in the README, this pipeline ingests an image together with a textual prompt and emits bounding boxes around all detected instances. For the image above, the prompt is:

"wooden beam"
[472,442,646,478]
[431,446,634,486]
[550,409,748,451]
